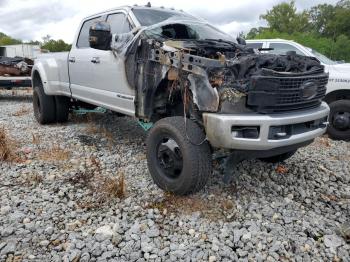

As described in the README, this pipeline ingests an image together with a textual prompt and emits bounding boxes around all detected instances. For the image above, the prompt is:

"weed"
[68,170,94,187]
[70,113,96,124]
[67,157,126,209]
[37,144,70,161]
[316,136,331,147]
[146,191,236,221]
[85,122,99,134]
[32,133,40,145]
[86,123,115,148]
[24,173,43,186]
[99,172,126,200]
[0,126,19,162]
[12,106,31,117]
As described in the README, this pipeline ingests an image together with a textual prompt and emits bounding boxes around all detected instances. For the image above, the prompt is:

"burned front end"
[123,21,329,150]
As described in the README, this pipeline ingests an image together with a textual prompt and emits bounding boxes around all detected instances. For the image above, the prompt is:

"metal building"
[0,44,42,59]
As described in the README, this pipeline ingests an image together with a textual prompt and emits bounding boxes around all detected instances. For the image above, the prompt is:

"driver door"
[69,12,135,116]
[88,11,136,116]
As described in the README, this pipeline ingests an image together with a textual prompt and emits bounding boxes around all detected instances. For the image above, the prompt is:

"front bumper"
[203,102,330,150]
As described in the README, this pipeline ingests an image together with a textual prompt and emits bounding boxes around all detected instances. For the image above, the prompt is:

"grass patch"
[146,191,237,221]
[315,136,331,147]
[86,123,114,143]
[12,105,31,117]
[37,144,70,161]
[67,157,126,209]
[0,126,20,162]
[32,133,40,145]
[70,113,97,124]
[23,173,43,186]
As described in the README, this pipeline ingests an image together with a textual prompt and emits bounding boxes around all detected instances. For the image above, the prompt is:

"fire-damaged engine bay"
[121,21,329,125]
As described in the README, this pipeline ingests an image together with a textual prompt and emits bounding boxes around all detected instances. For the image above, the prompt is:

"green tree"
[332,34,350,61]
[309,4,335,36]
[260,1,310,34]
[42,35,51,44]
[41,39,71,52]
[337,0,350,9]
[25,40,41,45]
[0,32,22,45]
[309,1,349,38]
[0,31,71,53]
[330,5,350,38]
[246,27,268,39]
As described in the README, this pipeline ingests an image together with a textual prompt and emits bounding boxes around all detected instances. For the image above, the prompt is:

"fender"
[31,63,51,94]
[325,89,350,104]
[31,54,71,97]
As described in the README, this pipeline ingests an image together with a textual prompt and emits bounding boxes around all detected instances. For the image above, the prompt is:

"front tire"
[33,83,56,124]
[146,117,212,195]
[327,100,350,141]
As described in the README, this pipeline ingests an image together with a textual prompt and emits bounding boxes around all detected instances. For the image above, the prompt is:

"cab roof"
[84,5,186,20]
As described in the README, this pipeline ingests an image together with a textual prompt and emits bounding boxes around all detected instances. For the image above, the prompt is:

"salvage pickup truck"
[32,5,330,195]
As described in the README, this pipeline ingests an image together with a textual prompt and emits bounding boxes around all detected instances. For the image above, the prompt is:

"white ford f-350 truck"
[32,6,330,195]
[247,39,350,141]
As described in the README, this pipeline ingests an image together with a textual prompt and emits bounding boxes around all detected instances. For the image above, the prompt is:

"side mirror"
[236,37,246,45]
[89,21,112,50]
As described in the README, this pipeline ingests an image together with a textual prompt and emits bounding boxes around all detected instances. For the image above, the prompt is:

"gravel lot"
[1,89,350,262]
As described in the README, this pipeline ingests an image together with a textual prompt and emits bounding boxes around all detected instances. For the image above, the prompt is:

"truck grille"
[247,73,329,113]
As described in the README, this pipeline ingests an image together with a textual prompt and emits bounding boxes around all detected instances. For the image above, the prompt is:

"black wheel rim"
[332,111,350,131]
[156,136,183,179]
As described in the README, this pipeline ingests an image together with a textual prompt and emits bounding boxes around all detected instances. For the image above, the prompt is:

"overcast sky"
[0,0,339,43]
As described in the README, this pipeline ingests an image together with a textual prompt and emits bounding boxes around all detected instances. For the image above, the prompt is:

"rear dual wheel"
[33,80,70,124]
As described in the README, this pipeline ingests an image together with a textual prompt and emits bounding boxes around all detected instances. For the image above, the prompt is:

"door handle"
[69,57,75,63]
[91,57,100,64]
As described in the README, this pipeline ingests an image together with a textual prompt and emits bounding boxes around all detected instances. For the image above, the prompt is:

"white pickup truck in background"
[247,39,350,140]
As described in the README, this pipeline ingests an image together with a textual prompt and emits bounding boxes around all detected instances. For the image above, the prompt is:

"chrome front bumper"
[203,102,330,150]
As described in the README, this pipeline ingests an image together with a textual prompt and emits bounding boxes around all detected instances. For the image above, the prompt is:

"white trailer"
[0,44,42,59]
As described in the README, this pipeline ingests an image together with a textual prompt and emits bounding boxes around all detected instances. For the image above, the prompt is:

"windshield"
[310,49,337,65]
[145,22,235,42]
[133,8,195,26]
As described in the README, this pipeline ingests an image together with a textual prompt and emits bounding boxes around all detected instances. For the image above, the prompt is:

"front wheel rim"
[156,136,183,179]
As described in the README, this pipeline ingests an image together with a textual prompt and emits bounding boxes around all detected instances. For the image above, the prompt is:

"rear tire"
[33,82,56,124]
[55,96,70,123]
[259,150,297,163]
[327,100,350,141]
[146,117,212,195]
